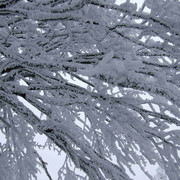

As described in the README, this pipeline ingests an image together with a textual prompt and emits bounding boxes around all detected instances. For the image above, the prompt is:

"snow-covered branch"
[0,0,180,179]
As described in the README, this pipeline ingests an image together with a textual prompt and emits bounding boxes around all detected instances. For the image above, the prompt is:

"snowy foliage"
[153,167,168,180]
[0,0,180,179]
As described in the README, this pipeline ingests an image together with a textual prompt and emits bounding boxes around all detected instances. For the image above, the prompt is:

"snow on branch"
[0,0,180,179]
